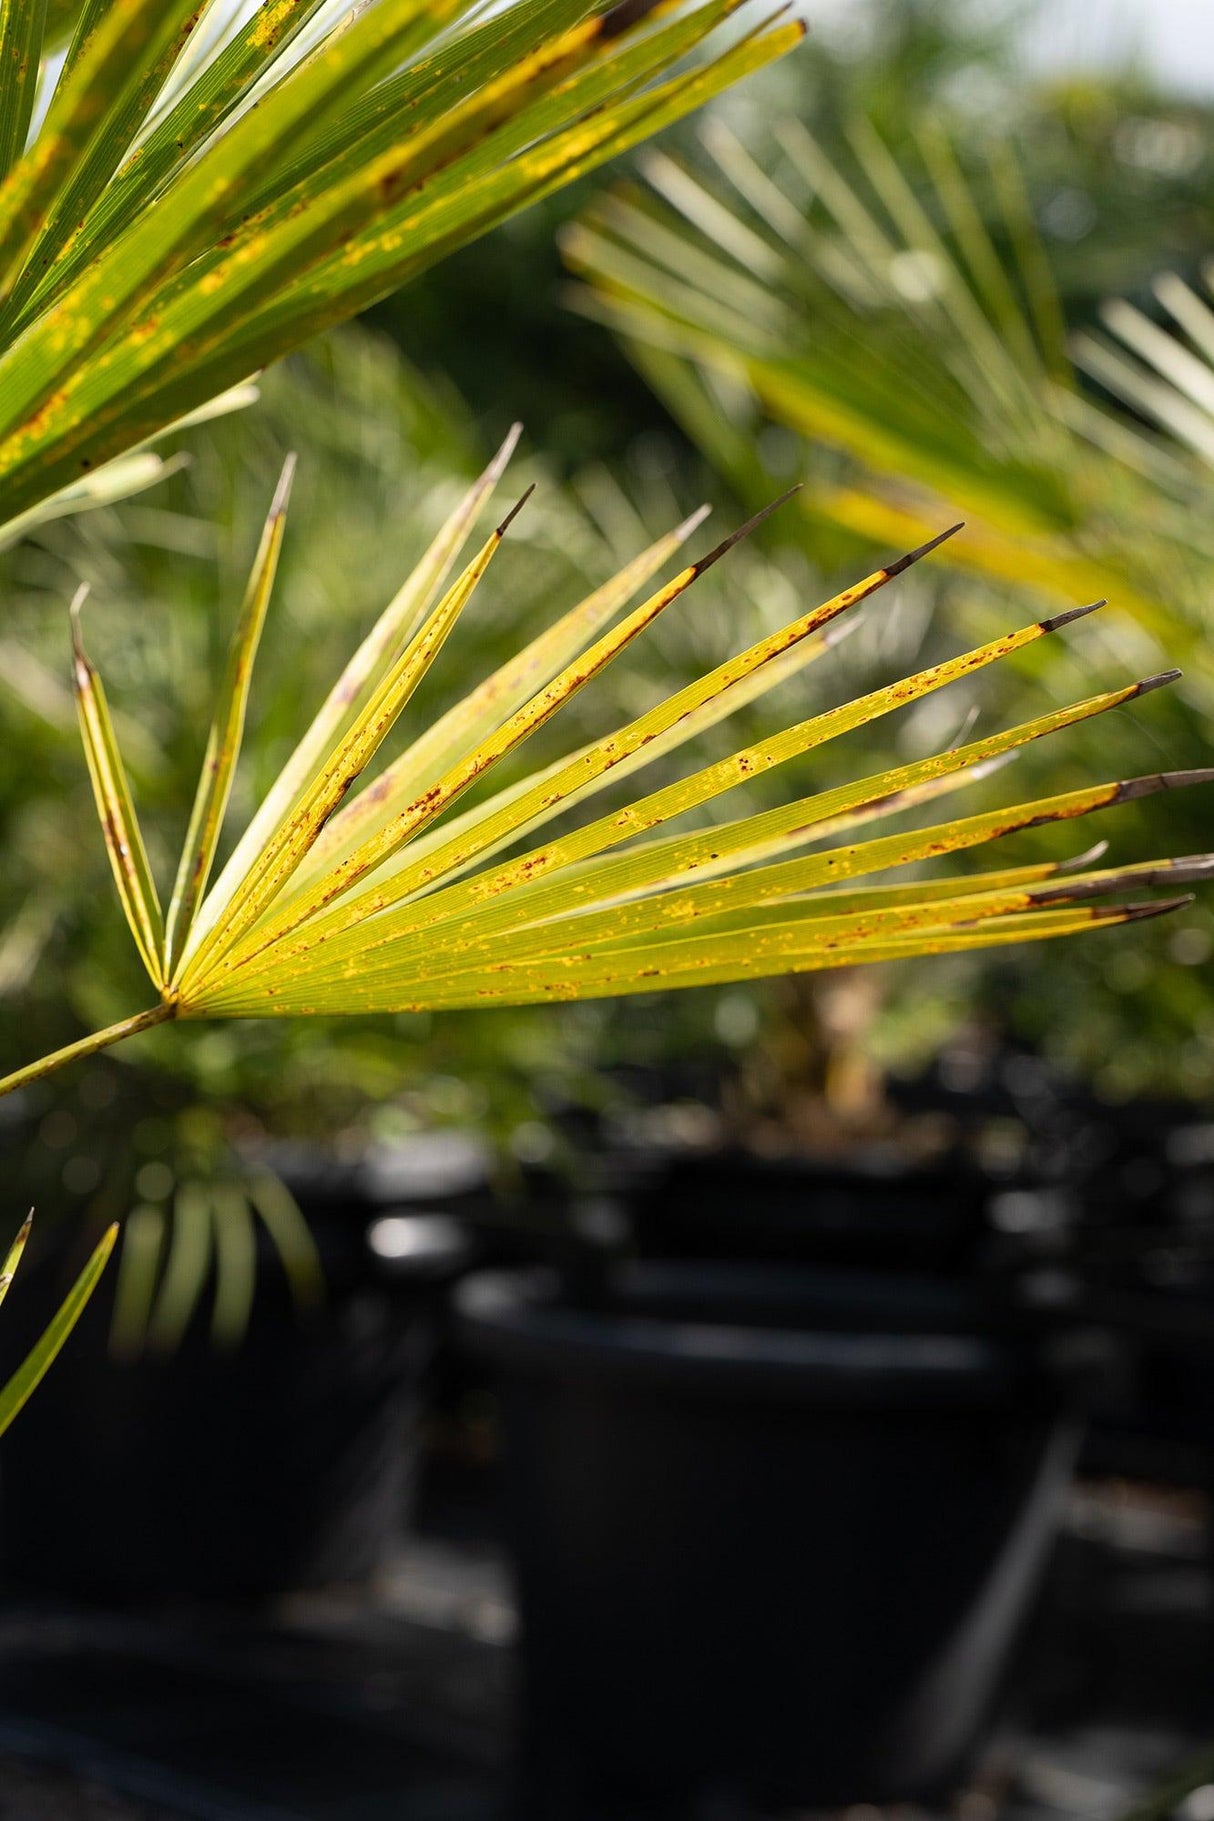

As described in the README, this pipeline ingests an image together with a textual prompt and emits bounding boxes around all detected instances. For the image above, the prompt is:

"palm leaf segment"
[0,0,802,540]
[2,437,1211,1098]
[564,117,1214,699]
[0,1211,117,1435]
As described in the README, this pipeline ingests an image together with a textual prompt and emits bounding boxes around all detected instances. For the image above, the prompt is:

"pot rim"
[455,1264,1068,1408]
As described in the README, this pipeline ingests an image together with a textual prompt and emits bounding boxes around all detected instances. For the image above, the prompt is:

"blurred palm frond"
[564,115,1214,702]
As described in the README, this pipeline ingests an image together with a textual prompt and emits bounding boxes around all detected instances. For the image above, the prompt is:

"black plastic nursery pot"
[0,1147,476,1601]
[458,1262,1089,1815]
[622,1145,995,1273]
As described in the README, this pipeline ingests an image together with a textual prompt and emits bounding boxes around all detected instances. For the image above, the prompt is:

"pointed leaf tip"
[1041,599,1106,633]
[496,483,536,538]
[884,521,964,579]
[1117,767,1214,802]
[490,424,524,481]
[821,615,862,650]
[68,582,90,670]
[691,484,801,578]
[271,453,298,519]
[1116,894,1196,924]
[963,750,1018,783]
[677,503,713,541]
[1160,768,1214,789]
[1059,840,1110,872]
[0,1209,33,1311]
[1031,853,1214,905]
[1165,853,1214,883]
[1135,668,1183,696]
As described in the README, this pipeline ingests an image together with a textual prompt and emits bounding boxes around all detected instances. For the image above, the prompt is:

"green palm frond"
[110,1164,320,1357]
[0,0,802,546]
[563,116,1214,695]
[1074,263,1214,467]
[1,441,1210,1099]
[0,1211,117,1434]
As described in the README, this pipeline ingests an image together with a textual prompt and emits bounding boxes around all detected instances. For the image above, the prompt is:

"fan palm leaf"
[563,116,1214,697]
[0,441,1209,1100]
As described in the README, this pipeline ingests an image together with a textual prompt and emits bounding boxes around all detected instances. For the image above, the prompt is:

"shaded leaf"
[0,1221,118,1436]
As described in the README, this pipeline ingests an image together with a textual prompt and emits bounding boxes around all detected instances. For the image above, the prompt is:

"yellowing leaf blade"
[0,1208,32,1310]
[71,592,166,989]
[181,491,528,988]
[165,455,295,976]
[183,424,521,970]
[202,514,954,989]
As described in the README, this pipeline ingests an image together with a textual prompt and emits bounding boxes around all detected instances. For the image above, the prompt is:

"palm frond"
[1075,267,1214,466]
[563,115,1214,694]
[0,0,801,543]
[0,451,1207,1099]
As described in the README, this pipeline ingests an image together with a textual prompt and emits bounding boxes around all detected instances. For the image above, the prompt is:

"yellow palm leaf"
[0,451,1209,1099]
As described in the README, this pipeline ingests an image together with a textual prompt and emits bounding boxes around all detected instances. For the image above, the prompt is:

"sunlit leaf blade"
[251,0,589,221]
[0,0,422,430]
[18,0,334,323]
[165,454,296,976]
[202,893,1199,1014]
[3,0,215,324]
[339,606,851,903]
[0,0,48,186]
[0,1208,32,1310]
[183,487,533,986]
[1077,271,1214,468]
[0,0,801,536]
[753,849,1103,921]
[228,538,1118,985]
[207,688,1194,1013]
[0,451,1210,1101]
[0,0,205,303]
[183,423,522,970]
[350,791,1214,993]
[196,512,954,987]
[71,591,166,988]
[0,1221,118,1437]
[296,502,713,888]
[193,19,804,417]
